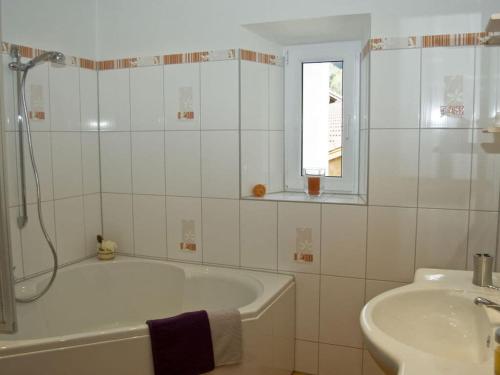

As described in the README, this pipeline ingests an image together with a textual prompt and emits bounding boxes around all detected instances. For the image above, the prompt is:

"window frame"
[284,41,361,194]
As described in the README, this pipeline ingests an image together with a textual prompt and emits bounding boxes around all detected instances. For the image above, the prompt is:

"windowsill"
[242,191,367,205]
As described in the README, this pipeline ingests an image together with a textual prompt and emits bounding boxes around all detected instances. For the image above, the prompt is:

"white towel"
[207,309,242,366]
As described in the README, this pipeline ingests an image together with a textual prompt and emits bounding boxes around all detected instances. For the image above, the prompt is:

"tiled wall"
[1,53,101,280]
[99,57,242,263]
[240,58,284,195]
[2,38,500,375]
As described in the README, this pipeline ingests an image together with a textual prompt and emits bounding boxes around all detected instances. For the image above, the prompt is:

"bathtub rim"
[0,255,294,357]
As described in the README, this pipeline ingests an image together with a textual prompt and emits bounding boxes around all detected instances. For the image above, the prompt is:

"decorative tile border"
[1,41,282,71]
[98,48,240,70]
[5,31,495,71]
[368,31,500,52]
[240,49,283,65]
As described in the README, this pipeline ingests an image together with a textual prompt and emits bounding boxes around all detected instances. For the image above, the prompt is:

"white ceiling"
[242,14,371,46]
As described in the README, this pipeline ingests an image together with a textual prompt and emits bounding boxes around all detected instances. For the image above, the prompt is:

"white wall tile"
[79,68,98,131]
[24,132,53,203]
[294,272,320,341]
[201,60,239,130]
[467,210,498,269]
[269,65,284,130]
[319,275,365,348]
[470,130,500,211]
[421,47,475,128]
[165,131,201,197]
[321,204,367,278]
[365,279,407,303]
[83,193,102,255]
[415,208,469,270]
[102,193,134,253]
[359,129,369,198]
[1,54,16,132]
[130,66,164,131]
[318,344,362,375]
[55,196,85,265]
[5,131,20,207]
[241,61,268,130]
[98,69,130,131]
[202,198,239,266]
[131,132,165,195]
[165,63,200,130]
[269,131,284,193]
[278,202,321,273]
[201,131,239,198]
[133,195,167,258]
[474,46,500,129]
[366,206,416,282]
[50,65,81,131]
[295,340,318,375]
[240,200,278,270]
[418,129,472,209]
[241,130,269,196]
[370,49,421,129]
[51,132,83,199]
[25,63,50,131]
[81,132,100,194]
[166,196,202,262]
[100,132,132,193]
[369,129,419,207]
[21,201,56,275]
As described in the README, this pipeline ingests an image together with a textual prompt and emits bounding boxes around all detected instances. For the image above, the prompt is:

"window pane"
[302,61,343,177]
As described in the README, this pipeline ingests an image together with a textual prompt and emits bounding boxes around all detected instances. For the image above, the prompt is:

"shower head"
[26,51,65,69]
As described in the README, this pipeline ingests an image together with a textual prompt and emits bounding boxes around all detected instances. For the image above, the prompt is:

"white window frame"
[284,41,360,194]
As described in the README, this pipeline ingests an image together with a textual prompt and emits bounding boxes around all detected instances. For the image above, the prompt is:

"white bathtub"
[0,256,295,375]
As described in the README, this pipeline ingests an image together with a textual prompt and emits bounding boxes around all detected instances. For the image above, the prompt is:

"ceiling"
[243,14,371,46]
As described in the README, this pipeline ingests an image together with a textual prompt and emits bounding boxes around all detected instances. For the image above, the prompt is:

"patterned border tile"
[6,30,495,72]
[368,31,500,52]
[1,41,282,71]
[240,49,283,65]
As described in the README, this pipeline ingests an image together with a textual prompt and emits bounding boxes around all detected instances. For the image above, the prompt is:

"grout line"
[316,203,323,373]
[413,47,423,274]
[46,64,59,261]
[465,47,477,269]
[96,68,104,241]
[127,68,135,255]
[77,65,89,255]
[162,65,168,260]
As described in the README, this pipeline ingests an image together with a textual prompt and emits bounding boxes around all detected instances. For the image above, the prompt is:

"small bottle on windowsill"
[303,168,325,197]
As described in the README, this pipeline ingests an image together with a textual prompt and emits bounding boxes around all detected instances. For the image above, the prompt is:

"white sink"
[360,269,500,375]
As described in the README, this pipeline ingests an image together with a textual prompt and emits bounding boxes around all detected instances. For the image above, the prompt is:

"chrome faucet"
[474,297,500,312]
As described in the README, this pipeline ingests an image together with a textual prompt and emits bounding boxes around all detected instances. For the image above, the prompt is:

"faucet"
[474,297,500,312]
[473,254,500,311]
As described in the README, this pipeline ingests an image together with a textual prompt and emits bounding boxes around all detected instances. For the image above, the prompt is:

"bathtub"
[0,256,295,375]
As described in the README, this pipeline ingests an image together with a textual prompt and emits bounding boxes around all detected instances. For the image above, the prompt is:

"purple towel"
[147,311,215,375]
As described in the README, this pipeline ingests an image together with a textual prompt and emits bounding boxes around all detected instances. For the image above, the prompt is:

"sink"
[361,269,500,375]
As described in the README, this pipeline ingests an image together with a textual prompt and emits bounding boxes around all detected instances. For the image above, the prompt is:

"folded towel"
[147,311,215,375]
[207,309,242,366]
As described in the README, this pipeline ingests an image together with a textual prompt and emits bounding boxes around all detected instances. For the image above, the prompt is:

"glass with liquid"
[303,168,325,197]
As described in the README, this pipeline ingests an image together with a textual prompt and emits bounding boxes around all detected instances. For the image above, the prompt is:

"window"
[285,42,360,194]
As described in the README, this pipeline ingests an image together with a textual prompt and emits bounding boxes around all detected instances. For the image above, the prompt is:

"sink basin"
[361,269,500,375]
